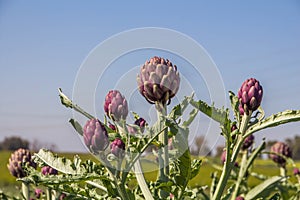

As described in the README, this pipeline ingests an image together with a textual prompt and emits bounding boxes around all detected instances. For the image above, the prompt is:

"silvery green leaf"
[245,176,284,200]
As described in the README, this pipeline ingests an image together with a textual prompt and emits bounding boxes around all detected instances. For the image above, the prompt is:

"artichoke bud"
[137,56,180,105]
[238,78,263,115]
[83,118,109,154]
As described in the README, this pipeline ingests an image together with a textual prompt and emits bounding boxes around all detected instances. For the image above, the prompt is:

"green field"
[1,150,300,196]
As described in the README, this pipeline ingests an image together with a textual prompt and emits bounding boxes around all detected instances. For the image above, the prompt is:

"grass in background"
[1,151,299,195]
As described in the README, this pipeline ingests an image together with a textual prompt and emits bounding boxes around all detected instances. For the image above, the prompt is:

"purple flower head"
[41,166,58,175]
[83,119,109,154]
[7,148,37,178]
[236,196,244,200]
[104,90,128,121]
[269,142,292,166]
[238,78,263,115]
[110,138,126,158]
[137,56,180,105]
[241,134,255,150]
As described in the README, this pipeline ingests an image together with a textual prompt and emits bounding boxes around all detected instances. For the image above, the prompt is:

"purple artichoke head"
[83,118,109,153]
[7,148,37,178]
[104,90,128,121]
[137,56,180,105]
[269,142,292,166]
[41,166,58,175]
[238,78,263,115]
[241,134,255,150]
[110,138,125,158]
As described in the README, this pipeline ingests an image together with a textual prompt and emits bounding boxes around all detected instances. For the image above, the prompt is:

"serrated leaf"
[245,176,284,200]
[190,99,229,125]
[69,118,83,136]
[210,172,219,199]
[190,159,202,180]
[245,140,266,174]
[221,184,235,200]
[268,193,280,200]
[245,110,300,137]
[182,108,199,127]
[229,91,240,122]
[34,149,85,174]
[174,149,191,188]
[169,94,194,120]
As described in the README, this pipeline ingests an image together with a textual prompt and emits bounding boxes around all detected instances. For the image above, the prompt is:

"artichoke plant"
[104,90,128,121]
[269,142,292,166]
[7,148,36,178]
[110,138,125,158]
[83,118,109,153]
[238,78,263,115]
[137,56,180,105]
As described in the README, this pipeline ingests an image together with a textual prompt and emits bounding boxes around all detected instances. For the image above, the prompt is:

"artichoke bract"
[41,166,58,175]
[7,148,37,178]
[83,118,109,153]
[104,90,128,121]
[137,56,180,105]
[269,142,292,166]
[110,138,125,158]
[238,78,263,115]
[241,134,255,150]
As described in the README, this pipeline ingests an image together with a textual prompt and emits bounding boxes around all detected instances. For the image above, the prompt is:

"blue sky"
[0,1,300,152]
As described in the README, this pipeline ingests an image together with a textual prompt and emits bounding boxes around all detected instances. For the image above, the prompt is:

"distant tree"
[30,139,57,152]
[191,136,211,156]
[215,145,225,158]
[286,135,300,160]
[0,136,29,150]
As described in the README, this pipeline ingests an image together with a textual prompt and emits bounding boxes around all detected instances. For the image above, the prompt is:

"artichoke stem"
[156,102,169,198]
[22,182,30,200]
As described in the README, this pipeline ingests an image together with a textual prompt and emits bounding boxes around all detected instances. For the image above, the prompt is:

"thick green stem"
[156,102,169,198]
[46,188,52,200]
[212,114,251,200]
[134,161,155,200]
[21,182,30,200]
[212,137,233,200]
[231,150,248,200]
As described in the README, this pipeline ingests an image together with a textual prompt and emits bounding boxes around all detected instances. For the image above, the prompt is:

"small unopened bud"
[293,168,300,176]
[111,138,126,158]
[104,90,128,121]
[241,134,255,150]
[269,142,292,167]
[41,166,58,175]
[83,118,109,153]
[35,188,43,198]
